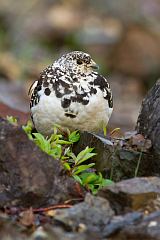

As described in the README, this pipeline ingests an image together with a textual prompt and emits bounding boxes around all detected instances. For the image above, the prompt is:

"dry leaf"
[19,207,35,227]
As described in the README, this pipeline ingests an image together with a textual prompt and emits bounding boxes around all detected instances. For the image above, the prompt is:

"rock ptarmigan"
[29,51,113,136]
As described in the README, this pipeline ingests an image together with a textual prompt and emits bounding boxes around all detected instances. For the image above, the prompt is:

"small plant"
[6,116,18,125]
[22,120,33,140]
[75,172,113,194]
[63,146,96,175]
[134,151,143,177]
[22,120,113,193]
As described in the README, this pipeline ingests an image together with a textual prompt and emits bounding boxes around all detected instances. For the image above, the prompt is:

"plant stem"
[134,151,143,177]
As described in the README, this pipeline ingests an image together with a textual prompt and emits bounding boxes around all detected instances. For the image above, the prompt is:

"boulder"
[54,193,114,234]
[111,211,160,240]
[136,79,160,157]
[98,177,160,213]
[73,131,152,181]
[0,118,83,208]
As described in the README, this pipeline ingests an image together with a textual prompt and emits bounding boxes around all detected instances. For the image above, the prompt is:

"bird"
[29,51,113,136]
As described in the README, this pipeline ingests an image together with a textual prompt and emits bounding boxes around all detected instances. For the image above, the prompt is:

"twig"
[64,198,84,204]
[32,204,72,213]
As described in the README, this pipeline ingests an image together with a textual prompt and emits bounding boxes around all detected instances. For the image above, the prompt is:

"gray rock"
[54,193,114,234]
[0,118,84,207]
[34,225,102,240]
[136,79,160,157]
[112,211,160,240]
[98,177,160,213]
[102,211,142,238]
[73,131,151,181]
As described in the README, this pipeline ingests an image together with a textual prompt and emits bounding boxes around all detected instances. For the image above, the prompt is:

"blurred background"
[0,0,160,131]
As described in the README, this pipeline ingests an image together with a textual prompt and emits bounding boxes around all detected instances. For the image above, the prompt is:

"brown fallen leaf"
[110,127,123,138]
[46,210,57,217]
[130,134,152,152]
[19,207,35,227]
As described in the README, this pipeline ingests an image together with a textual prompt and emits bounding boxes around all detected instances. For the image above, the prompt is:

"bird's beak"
[89,60,99,70]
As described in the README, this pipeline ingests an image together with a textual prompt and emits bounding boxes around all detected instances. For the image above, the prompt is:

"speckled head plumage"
[29,51,113,136]
[54,51,99,75]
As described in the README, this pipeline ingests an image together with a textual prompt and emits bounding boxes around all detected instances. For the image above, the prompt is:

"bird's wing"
[93,73,113,108]
[28,80,38,98]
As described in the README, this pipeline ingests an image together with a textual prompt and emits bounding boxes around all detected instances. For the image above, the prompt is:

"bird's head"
[54,51,99,75]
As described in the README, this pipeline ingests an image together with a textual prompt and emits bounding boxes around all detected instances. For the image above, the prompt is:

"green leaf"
[80,172,99,184]
[73,175,82,185]
[6,116,18,125]
[77,172,114,194]
[50,134,63,143]
[33,133,51,153]
[66,150,77,161]
[101,178,114,187]
[61,155,69,160]
[53,123,61,134]
[63,146,70,156]
[76,146,90,162]
[77,152,97,165]
[69,130,80,143]
[72,163,95,175]
[103,126,107,137]
[27,133,33,140]
[63,162,71,171]
[49,145,62,158]
[97,172,103,182]
[22,120,33,135]
[76,147,96,164]
[56,139,72,145]
[88,184,97,194]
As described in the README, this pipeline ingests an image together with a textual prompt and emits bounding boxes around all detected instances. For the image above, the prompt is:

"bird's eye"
[77,59,83,65]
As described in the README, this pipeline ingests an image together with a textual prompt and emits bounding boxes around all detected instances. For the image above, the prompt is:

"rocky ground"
[0,80,160,239]
[0,0,160,239]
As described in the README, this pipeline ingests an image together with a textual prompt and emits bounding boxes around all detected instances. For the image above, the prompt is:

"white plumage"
[29,51,113,136]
